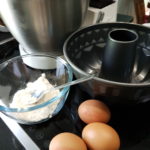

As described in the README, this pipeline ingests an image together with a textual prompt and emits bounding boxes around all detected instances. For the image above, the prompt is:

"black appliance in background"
[0,30,18,61]
[90,0,114,9]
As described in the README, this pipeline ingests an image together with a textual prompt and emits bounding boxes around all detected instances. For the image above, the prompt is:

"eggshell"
[49,132,87,150]
[82,122,120,150]
[78,99,111,124]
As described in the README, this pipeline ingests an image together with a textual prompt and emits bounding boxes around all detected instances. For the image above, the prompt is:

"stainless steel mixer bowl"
[63,23,150,105]
[0,0,89,56]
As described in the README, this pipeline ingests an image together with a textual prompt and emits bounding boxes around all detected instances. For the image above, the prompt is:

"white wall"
[117,0,137,23]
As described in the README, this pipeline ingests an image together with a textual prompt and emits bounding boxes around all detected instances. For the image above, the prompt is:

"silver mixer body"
[0,0,89,56]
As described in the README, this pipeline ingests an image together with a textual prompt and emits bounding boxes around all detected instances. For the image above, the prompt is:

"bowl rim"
[0,54,73,112]
[63,22,150,87]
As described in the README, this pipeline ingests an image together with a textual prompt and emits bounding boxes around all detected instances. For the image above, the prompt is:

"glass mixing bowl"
[0,54,73,124]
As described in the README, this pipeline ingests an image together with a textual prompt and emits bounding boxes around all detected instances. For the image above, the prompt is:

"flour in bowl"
[10,73,60,122]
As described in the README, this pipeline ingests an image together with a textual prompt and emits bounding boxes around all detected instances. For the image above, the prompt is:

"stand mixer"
[0,0,89,56]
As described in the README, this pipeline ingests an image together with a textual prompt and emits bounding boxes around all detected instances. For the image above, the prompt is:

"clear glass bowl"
[0,54,73,124]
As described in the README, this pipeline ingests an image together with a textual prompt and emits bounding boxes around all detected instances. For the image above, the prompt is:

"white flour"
[10,73,60,122]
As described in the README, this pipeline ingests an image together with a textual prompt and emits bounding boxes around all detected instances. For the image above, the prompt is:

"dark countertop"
[1,32,150,150]
[1,82,150,150]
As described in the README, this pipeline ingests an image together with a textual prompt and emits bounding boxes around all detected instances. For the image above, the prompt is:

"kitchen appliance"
[0,0,89,56]
[83,0,118,27]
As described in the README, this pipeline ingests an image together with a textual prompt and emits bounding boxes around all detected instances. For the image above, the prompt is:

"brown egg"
[49,132,87,150]
[78,99,111,124]
[82,122,120,150]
